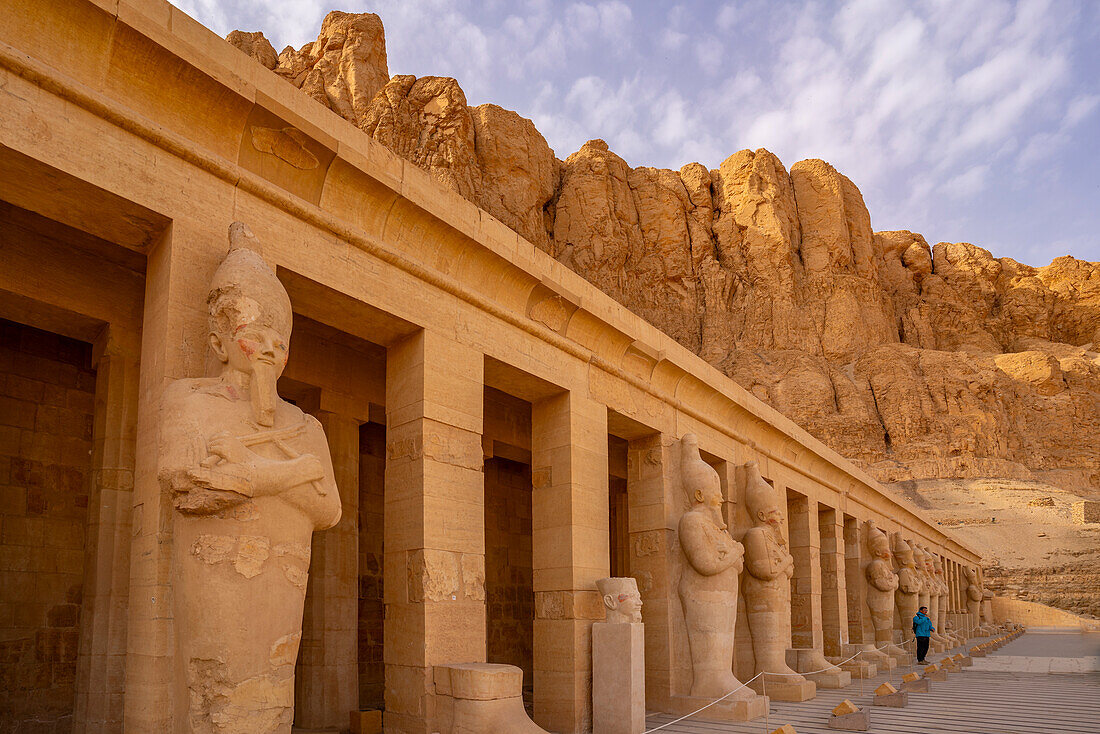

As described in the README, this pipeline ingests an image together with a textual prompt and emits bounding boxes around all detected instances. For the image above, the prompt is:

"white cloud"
[172,0,1097,262]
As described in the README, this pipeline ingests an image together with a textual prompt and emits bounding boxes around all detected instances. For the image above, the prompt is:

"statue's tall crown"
[680,434,721,502]
[892,532,914,564]
[866,521,890,556]
[744,460,775,518]
[208,222,292,336]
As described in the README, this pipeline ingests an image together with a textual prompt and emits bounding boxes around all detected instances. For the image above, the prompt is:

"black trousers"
[916,636,930,661]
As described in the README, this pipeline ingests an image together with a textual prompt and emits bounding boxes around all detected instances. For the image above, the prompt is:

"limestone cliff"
[228,14,1100,495]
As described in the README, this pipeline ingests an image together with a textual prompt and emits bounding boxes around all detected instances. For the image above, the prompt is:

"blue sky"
[176,0,1099,265]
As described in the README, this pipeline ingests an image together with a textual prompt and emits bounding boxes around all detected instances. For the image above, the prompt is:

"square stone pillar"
[125,224,216,734]
[384,330,486,734]
[624,433,679,712]
[295,410,360,731]
[531,391,608,734]
[817,506,847,657]
[842,517,870,646]
[787,493,822,651]
[74,332,139,734]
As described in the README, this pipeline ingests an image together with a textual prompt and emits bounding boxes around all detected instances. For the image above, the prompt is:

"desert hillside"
[228,12,1100,614]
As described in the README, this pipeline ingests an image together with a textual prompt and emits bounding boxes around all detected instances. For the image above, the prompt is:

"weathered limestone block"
[160,224,342,732]
[901,675,930,693]
[828,700,869,731]
[786,649,851,689]
[873,690,908,708]
[433,664,548,734]
[924,665,948,681]
[1072,500,1100,524]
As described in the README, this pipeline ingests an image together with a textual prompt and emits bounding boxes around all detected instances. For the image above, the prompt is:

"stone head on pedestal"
[596,577,642,624]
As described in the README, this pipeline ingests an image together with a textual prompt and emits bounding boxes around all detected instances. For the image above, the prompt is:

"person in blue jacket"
[913,606,935,664]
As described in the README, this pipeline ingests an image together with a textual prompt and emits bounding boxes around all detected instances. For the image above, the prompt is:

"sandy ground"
[885,477,1100,569]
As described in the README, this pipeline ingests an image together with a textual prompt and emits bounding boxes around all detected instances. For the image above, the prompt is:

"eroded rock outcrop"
[228,14,1100,496]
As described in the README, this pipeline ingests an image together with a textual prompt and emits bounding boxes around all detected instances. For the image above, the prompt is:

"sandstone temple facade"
[0,1,989,732]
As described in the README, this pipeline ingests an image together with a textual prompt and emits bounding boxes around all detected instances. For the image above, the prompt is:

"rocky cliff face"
[229,13,1100,495]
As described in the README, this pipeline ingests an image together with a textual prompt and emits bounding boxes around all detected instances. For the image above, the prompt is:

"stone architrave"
[593,578,644,734]
[159,223,342,732]
[863,523,908,661]
[741,462,815,701]
[676,435,754,701]
[892,534,919,649]
[964,566,982,635]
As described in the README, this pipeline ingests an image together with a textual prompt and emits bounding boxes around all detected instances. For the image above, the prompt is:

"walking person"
[913,605,935,664]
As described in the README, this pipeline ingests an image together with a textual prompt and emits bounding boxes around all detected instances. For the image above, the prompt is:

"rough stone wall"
[484,457,533,683]
[984,562,1100,619]
[358,422,385,710]
[0,319,95,733]
[228,12,1100,496]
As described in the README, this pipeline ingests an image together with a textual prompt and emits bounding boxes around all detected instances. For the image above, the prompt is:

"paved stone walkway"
[973,631,1100,673]
[644,634,1100,733]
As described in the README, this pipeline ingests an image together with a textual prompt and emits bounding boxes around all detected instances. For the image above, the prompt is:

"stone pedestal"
[667,694,768,722]
[970,647,986,657]
[887,651,913,666]
[786,649,851,689]
[842,644,895,670]
[873,691,908,708]
[828,657,877,679]
[593,623,644,734]
[925,668,948,681]
[804,669,852,689]
[748,678,816,702]
[433,664,549,734]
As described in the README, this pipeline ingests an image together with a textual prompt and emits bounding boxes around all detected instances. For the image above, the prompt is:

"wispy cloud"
[173,0,1099,264]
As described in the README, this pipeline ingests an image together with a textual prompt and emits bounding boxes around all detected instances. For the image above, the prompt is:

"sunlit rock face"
[228,13,1100,494]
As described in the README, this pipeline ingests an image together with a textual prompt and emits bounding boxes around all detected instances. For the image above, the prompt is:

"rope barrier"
[641,632,1016,733]
[641,640,908,733]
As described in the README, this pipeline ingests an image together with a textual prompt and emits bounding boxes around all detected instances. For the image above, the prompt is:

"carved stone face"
[614,591,643,623]
[211,314,289,380]
[757,504,783,529]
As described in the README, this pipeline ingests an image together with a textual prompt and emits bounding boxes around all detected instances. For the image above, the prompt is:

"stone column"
[295,410,360,731]
[531,391,608,734]
[125,225,214,733]
[817,506,847,658]
[787,493,821,651]
[74,332,139,733]
[384,330,486,734]
[624,433,678,712]
[842,517,866,647]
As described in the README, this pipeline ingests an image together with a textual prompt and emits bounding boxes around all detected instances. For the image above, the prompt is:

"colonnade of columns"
[61,306,985,734]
